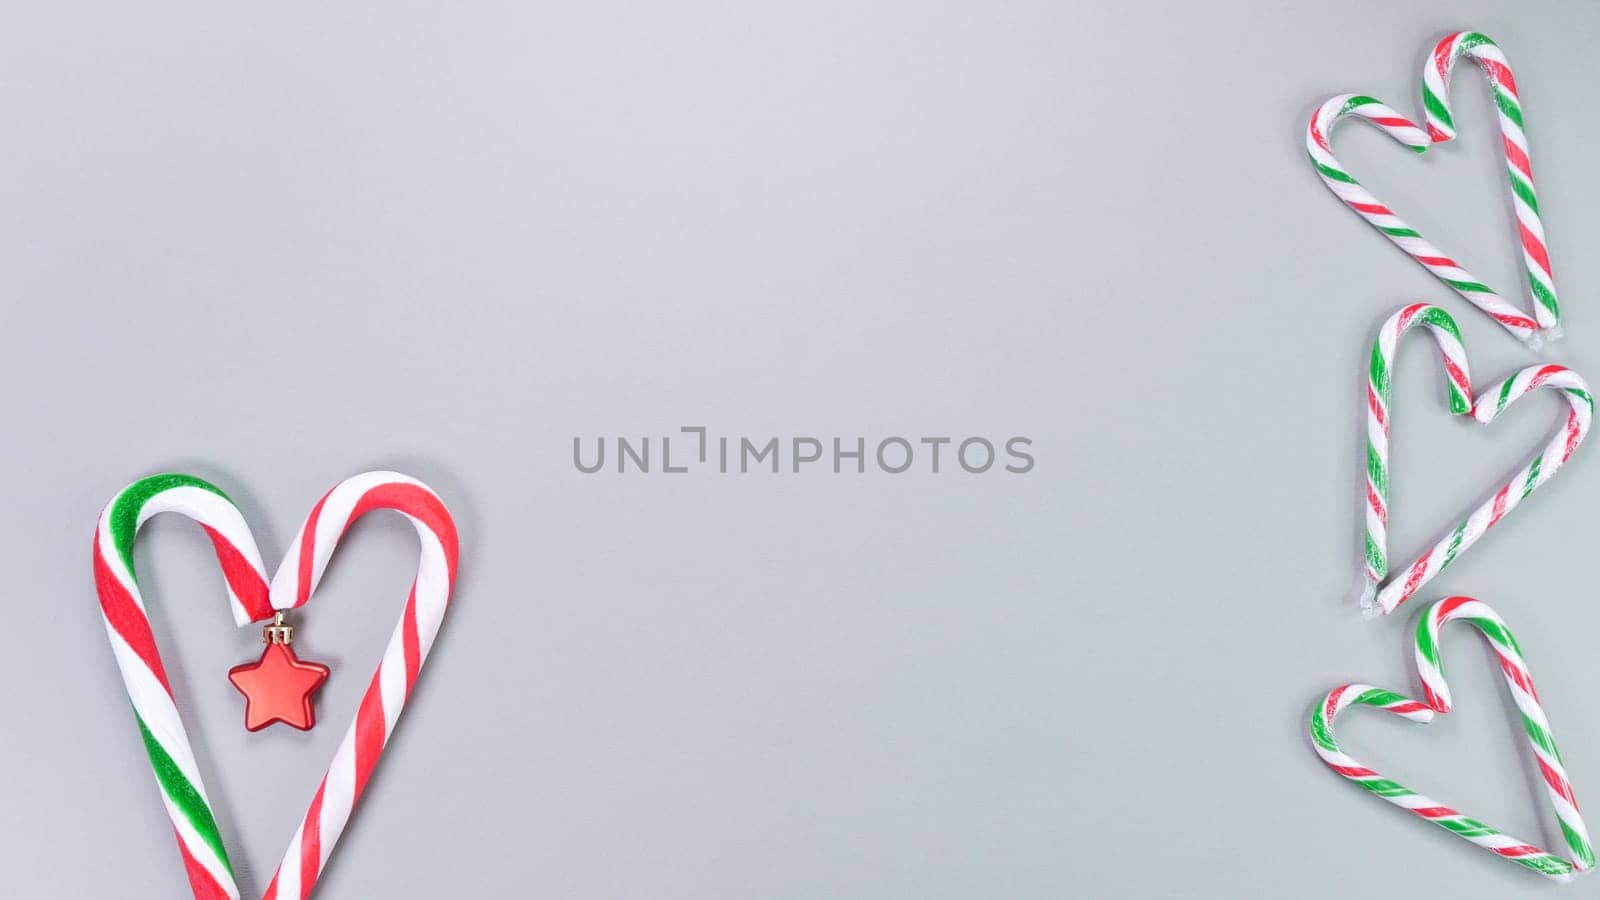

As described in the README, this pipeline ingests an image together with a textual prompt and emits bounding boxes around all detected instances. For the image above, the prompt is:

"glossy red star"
[228,642,330,731]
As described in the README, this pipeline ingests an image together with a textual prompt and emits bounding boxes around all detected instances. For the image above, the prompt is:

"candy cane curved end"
[1424,31,1511,144]
[1470,366,1593,425]
[267,470,460,611]
[96,473,273,627]
[1307,94,1431,158]
[1310,684,1436,753]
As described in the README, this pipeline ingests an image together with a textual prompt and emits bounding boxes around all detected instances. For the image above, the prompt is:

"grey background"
[4,2,1600,897]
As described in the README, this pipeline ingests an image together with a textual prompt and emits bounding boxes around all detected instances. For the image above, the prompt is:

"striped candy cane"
[1422,31,1560,335]
[1416,597,1594,871]
[1372,365,1592,615]
[1361,304,1473,603]
[93,474,272,900]
[261,471,459,900]
[1310,597,1593,881]
[1307,32,1559,345]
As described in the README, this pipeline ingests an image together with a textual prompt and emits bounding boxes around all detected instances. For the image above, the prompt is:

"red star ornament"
[229,637,330,732]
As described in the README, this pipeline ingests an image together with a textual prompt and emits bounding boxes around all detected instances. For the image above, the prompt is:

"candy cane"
[1361,304,1473,603]
[1416,597,1594,870]
[1422,31,1559,335]
[1307,32,1558,345]
[93,473,272,900]
[1310,597,1593,880]
[1372,365,1592,615]
[261,471,459,900]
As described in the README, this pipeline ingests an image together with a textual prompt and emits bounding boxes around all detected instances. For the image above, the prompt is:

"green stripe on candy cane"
[137,713,231,874]
[106,473,230,571]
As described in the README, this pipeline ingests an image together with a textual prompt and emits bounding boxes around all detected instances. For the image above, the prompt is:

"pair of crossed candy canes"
[1309,31,1561,346]
[93,471,458,899]
[1312,597,1595,881]
[1360,303,1592,617]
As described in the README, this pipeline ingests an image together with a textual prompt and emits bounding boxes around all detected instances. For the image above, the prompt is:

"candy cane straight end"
[1356,579,1381,619]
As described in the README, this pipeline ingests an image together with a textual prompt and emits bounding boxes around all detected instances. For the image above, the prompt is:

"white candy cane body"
[1362,304,1472,603]
[93,474,273,900]
[1310,597,1594,880]
[1373,365,1592,615]
[262,471,459,900]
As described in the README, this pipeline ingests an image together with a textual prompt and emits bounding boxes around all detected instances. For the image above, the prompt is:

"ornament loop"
[263,610,294,645]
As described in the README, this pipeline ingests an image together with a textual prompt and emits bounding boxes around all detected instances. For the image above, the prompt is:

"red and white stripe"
[261,471,460,900]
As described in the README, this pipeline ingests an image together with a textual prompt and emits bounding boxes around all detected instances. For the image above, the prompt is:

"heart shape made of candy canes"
[1307,31,1561,346]
[1310,596,1595,881]
[1359,303,1591,617]
[92,471,459,900]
